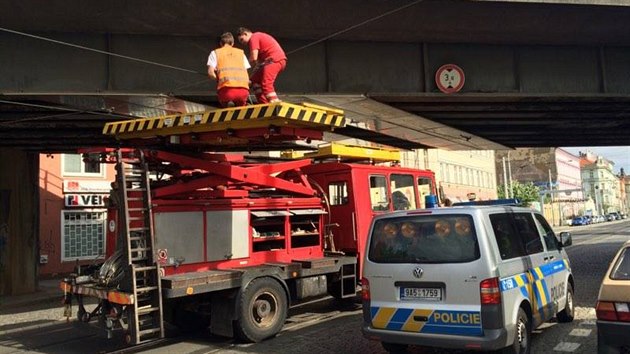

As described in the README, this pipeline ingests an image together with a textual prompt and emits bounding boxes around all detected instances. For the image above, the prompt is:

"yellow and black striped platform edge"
[103,102,346,138]
[282,143,401,162]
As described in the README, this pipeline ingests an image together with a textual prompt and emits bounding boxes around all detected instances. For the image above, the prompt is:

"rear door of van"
[364,210,489,337]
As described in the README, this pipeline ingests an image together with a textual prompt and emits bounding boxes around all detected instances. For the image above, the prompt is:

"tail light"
[597,301,630,322]
[480,277,501,305]
[361,277,370,302]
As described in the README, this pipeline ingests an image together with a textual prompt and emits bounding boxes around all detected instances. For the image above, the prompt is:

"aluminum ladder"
[117,149,164,344]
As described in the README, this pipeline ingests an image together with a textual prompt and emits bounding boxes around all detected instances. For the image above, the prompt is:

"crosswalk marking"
[554,342,581,352]
[569,328,592,337]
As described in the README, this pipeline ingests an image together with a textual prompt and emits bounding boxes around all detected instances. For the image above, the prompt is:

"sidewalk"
[0,278,63,310]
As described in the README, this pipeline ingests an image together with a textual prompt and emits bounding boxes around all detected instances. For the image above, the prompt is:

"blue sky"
[563,146,630,174]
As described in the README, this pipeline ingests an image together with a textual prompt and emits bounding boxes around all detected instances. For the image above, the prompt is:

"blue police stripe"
[371,307,379,319]
[386,308,413,331]
[520,287,529,298]
[422,325,483,336]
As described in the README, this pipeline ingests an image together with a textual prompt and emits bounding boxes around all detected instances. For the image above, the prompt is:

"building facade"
[39,154,115,276]
[581,153,621,215]
[400,149,498,204]
[495,148,584,225]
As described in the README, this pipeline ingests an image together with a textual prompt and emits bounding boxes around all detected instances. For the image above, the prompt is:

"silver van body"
[362,205,574,353]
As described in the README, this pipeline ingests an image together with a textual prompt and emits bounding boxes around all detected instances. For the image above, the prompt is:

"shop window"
[62,154,103,177]
[61,211,106,261]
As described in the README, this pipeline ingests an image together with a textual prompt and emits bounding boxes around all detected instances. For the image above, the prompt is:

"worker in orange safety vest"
[207,32,251,107]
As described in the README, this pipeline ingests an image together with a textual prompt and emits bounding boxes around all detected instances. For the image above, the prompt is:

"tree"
[497,181,541,207]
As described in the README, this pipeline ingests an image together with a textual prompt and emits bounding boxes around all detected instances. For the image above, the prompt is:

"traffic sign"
[435,64,465,94]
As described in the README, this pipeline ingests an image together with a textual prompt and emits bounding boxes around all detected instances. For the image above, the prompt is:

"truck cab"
[303,162,436,274]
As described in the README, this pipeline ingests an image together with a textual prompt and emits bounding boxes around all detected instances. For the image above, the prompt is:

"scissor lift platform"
[103,102,345,140]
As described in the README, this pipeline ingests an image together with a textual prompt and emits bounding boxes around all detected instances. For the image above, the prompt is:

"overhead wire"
[286,0,424,56]
[1,1,423,118]
[0,98,132,127]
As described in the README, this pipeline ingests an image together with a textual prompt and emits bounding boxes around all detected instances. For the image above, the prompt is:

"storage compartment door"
[206,210,249,261]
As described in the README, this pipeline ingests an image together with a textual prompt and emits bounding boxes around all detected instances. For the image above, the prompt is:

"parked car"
[571,216,588,226]
[606,214,615,222]
[596,240,630,353]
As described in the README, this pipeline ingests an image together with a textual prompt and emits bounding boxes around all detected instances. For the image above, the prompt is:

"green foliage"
[497,181,541,207]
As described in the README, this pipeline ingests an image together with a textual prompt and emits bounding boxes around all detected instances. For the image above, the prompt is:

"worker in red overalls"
[207,32,251,107]
[237,27,287,104]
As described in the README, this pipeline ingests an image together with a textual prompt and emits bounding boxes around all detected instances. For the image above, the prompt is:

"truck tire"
[235,277,288,343]
[557,283,575,323]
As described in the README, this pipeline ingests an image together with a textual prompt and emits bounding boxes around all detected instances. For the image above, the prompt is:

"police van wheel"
[381,342,408,353]
[502,308,531,354]
[557,284,575,323]
[235,277,288,343]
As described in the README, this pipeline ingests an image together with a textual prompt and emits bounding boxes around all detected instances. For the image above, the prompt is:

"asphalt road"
[1,220,628,354]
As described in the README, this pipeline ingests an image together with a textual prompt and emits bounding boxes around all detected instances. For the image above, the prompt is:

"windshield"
[368,214,480,264]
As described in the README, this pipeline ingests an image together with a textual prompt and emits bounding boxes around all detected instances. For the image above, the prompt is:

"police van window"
[328,181,348,206]
[514,213,545,255]
[490,213,526,260]
[534,213,558,251]
[417,177,433,209]
[391,174,415,210]
[368,215,479,263]
[369,175,389,211]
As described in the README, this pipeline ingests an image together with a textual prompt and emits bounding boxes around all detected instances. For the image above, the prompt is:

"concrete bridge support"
[0,149,38,295]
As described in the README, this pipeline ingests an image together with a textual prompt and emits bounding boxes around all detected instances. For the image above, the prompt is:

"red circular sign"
[435,64,465,94]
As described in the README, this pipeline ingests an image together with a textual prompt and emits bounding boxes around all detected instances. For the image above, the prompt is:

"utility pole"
[549,169,555,226]
[502,157,509,198]
[508,152,514,200]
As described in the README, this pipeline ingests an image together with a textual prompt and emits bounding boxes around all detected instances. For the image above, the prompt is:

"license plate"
[400,287,442,301]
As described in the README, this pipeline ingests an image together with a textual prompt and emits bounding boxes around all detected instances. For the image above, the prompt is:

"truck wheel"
[501,308,531,354]
[557,284,575,323]
[235,277,288,343]
[77,308,88,322]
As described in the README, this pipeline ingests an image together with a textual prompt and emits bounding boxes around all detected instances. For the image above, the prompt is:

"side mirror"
[558,231,572,247]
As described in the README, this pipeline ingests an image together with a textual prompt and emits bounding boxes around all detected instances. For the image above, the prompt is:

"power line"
[2,2,423,96]
[286,0,424,55]
[0,27,206,76]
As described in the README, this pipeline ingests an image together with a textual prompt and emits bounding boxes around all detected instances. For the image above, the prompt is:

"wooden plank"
[162,270,242,289]
[292,258,338,269]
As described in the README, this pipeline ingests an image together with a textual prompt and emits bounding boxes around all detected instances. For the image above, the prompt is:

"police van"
[361,200,575,354]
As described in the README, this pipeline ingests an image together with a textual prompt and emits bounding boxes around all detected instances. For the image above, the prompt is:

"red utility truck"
[61,102,436,345]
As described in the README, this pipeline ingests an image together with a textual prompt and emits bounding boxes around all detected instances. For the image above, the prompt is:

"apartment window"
[62,154,103,176]
[61,211,106,261]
